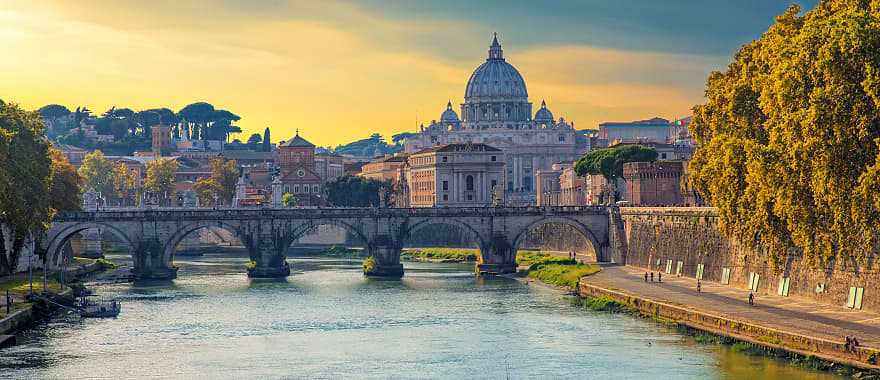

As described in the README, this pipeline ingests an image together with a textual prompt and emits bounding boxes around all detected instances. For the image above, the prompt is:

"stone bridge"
[43,206,622,280]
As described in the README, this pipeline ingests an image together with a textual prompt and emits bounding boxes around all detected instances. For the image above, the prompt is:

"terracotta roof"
[280,134,314,147]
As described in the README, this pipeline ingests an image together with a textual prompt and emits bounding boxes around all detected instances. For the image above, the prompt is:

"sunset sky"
[0,1,818,147]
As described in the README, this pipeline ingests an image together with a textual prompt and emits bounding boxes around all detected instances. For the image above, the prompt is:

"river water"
[1,254,843,379]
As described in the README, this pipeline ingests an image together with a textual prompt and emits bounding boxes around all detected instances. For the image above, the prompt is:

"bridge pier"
[133,240,178,280]
[365,235,404,278]
[476,234,516,275]
[246,240,290,279]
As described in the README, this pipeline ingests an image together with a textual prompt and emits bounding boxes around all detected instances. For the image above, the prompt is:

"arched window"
[466,175,474,191]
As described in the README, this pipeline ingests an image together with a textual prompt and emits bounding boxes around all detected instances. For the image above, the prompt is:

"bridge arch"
[510,216,603,263]
[401,218,488,249]
[45,222,135,267]
[162,220,247,267]
[286,218,370,250]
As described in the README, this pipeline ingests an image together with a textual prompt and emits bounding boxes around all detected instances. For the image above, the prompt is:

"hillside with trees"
[43,101,243,155]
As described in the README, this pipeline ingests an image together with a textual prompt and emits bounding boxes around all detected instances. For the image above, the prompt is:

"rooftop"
[600,117,670,127]
[414,143,502,154]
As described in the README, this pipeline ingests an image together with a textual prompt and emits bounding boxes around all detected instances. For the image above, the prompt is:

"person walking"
[748,292,755,306]
[644,272,648,282]
[658,272,662,283]
[697,280,702,293]
[650,272,654,282]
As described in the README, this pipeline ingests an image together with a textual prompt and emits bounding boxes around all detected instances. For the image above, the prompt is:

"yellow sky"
[0,1,724,147]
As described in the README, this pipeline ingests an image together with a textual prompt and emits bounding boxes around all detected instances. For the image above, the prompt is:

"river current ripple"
[0,254,841,379]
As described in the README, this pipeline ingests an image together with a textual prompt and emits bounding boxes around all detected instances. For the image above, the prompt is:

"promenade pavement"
[582,265,880,349]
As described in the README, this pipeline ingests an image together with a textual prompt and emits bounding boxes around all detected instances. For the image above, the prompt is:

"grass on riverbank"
[401,248,478,262]
[528,263,600,289]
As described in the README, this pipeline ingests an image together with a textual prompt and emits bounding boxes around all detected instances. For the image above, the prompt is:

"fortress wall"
[620,207,880,313]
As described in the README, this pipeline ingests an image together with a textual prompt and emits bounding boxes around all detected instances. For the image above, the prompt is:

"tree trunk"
[8,234,26,274]
[0,225,9,276]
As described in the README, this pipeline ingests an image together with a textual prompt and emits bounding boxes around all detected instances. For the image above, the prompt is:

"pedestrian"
[697,280,701,293]
[748,292,754,306]
[845,336,852,352]
[853,337,860,349]
[650,272,654,282]
[658,272,662,283]
[644,272,648,282]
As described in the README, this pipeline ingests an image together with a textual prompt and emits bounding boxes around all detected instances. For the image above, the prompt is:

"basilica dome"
[464,34,528,100]
[534,100,553,122]
[440,101,459,122]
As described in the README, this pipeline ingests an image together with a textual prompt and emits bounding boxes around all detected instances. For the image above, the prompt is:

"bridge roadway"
[44,206,622,280]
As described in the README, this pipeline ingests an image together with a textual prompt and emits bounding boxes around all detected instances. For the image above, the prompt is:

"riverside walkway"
[582,266,880,349]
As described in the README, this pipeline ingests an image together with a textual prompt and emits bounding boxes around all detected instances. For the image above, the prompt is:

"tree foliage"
[112,162,139,206]
[281,192,296,208]
[0,101,54,275]
[144,158,178,205]
[688,1,880,270]
[78,150,115,197]
[574,145,658,180]
[324,175,393,207]
[190,157,238,206]
[48,148,82,212]
[193,177,222,206]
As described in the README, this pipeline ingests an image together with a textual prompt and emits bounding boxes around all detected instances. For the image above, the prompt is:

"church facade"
[403,34,589,204]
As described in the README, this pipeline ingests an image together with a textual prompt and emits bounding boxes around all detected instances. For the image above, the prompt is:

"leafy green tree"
[281,192,296,207]
[324,175,392,207]
[0,100,53,275]
[112,162,139,206]
[38,104,71,119]
[144,158,178,205]
[209,157,238,205]
[48,148,82,212]
[688,1,880,270]
[574,145,657,180]
[193,177,222,206]
[78,150,116,197]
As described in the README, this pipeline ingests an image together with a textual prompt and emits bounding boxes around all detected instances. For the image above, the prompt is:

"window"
[507,181,514,191]
[466,175,474,191]
[443,194,448,201]
[313,185,319,193]
[284,185,290,193]
[442,156,448,163]
[303,185,310,193]
[491,156,497,162]
[442,181,448,191]
[523,176,532,192]
[491,180,497,190]
[293,185,300,193]
[558,134,565,142]
[467,194,473,201]
[661,153,667,159]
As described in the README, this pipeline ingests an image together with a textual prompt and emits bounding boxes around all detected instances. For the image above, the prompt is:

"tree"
[48,148,82,212]
[112,162,139,206]
[281,192,296,208]
[688,1,880,271]
[78,150,116,197]
[262,127,271,152]
[144,158,178,205]
[38,104,71,119]
[247,133,262,147]
[324,175,392,207]
[574,145,658,180]
[0,100,53,275]
[193,177,222,206]
[209,157,238,205]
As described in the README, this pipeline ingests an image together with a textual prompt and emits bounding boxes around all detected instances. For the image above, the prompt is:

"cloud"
[1,1,735,146]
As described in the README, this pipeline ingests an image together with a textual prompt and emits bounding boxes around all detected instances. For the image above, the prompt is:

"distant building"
[623,161,684,206]
[57,144,87,167]
[599,117,672,144]
[276,132,323,204]
[401,35,588,204]
[406,143,505,207]
[608,141,695,161]
[315,153,345,182]
[151,125,172,157]
[360,155,409,184]
[559,166,591,206]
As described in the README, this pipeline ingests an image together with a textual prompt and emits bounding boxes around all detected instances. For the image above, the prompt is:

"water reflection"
[0,253,846,380]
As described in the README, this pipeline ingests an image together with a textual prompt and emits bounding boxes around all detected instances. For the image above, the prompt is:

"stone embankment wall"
[620,207,880,313]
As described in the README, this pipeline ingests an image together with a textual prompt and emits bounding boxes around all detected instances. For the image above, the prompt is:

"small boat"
[77,296,121,318]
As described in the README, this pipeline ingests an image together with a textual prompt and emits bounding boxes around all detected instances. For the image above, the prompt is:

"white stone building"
[403,34,589,204]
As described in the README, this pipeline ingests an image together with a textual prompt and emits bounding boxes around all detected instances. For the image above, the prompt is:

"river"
[0,254,843,379]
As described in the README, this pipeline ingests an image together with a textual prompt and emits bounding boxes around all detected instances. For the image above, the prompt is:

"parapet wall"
[619,207,880,313]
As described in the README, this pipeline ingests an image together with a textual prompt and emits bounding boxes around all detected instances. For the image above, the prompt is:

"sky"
[0,0,819,147]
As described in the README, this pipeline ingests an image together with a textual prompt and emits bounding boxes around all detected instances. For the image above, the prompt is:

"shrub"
[95,258,117,269]
[362,256,377,274]
[527,263,600,289]
[245,260,256,270]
